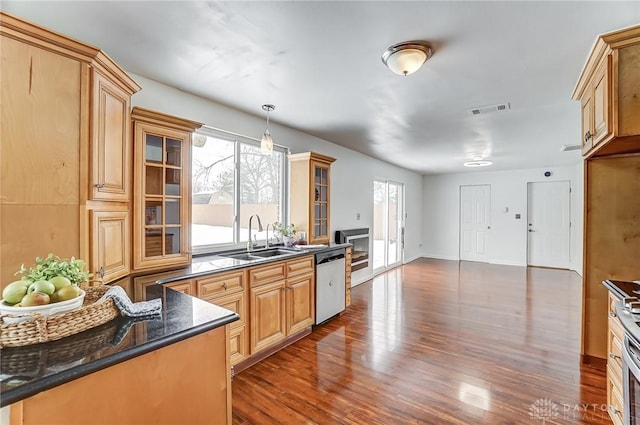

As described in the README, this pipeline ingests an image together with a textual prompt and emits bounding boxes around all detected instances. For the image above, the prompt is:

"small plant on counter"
[15,253,93,286]
[272,222,296,237]
[273,222,297,247]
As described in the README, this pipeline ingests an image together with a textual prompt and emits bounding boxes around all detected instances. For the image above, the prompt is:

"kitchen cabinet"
[249,255,315,355]
[131,107,202,271]
[133,270,195,301]
[606,291,624,425]
[90,71,134,202]
[89,208,130,282]
[7,324,232,425]
[345,246,352,307]
[572,25,640,157]
[285,256,315,335]
[289,152,336,245]
[0,11,140,286]
[196,269,248,366]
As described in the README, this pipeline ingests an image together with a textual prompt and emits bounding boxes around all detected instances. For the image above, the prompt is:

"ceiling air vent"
[470,102,511,116]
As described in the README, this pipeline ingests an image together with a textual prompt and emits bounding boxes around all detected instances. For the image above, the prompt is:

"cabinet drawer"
[197,270,245,298]
[287,256,314,278]
[607,365,624,425]
[609,292,621,317]
[608,323,624,381]
[166,279,194,295]
[250,262,286,287]
[207,291,246,328]
[229,325,248,366]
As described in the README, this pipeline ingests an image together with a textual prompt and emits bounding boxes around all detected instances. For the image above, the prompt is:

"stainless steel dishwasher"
[315,247,346,324]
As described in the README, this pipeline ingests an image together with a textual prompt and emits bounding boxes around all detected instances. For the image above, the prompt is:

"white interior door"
[459,185,490,262]
[527,181,571,268]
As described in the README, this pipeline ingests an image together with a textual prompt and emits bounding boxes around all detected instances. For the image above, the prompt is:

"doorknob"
[487,226,491,229]
[528,229,535,232]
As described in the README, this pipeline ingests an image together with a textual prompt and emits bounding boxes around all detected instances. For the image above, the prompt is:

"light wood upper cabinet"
[289,152,336,245]
[131,108,202,271]
[572,24,640,157]
[90,71,134,201]
[0,11,139,286]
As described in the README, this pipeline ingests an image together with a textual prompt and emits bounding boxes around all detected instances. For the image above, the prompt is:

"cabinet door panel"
[581,92,593,154]
[1,37,81,205]
[592,57,611,147]
[91,71,131,201]
[286,274,314,336]
[90,209,130,283]
[250,281,285,353]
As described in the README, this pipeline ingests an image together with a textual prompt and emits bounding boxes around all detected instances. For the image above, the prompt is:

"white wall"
[130,74,423,285]
[422,164,583,273]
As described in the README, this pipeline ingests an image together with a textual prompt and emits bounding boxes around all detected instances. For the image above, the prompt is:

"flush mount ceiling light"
[463,156,493,167]
[260,104,275,154]
[381,41,433,76]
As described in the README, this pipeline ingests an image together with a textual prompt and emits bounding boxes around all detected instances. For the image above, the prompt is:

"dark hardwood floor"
[232,258,610,425]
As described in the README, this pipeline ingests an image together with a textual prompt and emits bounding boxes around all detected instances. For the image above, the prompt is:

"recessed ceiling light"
[463,157,493,167]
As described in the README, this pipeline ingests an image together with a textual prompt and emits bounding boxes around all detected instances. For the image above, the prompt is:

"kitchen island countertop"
[0,285,238,407]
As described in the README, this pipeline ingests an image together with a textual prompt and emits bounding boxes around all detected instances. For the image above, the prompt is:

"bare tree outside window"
[192,132,286,250]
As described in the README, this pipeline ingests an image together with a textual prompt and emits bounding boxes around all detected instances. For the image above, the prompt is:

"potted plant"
[272,222,297,247]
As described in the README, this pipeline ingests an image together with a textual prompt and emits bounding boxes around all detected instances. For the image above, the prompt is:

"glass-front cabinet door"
[132,108,202,271]
[312,162,330,241]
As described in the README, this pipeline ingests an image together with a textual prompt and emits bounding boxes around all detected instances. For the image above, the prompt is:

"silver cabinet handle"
[609,311,617,318]
[609,405,620,415]
[94,183,105,188]
[222,281,227,290]
[609,352,621,360]
[98,266,105,279]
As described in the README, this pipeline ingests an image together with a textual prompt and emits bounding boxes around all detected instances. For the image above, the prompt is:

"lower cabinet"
[132,255,316,368]
[196,269,248,366]
[607,291,625,425]
[286,273,314,336]
[251,279,287,353]
[249,256,315,355]
[89,208,131,283]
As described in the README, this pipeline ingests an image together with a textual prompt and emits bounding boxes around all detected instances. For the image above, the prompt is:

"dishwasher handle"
[315,249,346,265]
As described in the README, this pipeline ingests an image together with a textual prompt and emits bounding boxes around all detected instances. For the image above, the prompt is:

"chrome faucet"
[247,214,263,252]
[265,223,272,249]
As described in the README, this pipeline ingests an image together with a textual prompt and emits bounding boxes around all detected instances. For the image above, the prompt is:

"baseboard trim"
[581,354,606,370]
[233,327,311,374]
[421,254,460,261]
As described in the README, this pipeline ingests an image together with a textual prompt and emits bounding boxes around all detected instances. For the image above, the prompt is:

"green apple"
[20,291,50,306]
[28,280,55,296]
[2,280,30,305]
[54,285,81,302]
[50,276,72,291]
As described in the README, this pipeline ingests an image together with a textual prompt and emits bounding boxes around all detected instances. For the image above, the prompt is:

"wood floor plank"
[232,258,610,425]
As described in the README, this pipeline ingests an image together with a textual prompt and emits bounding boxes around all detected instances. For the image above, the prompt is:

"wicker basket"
[0,285,121,348]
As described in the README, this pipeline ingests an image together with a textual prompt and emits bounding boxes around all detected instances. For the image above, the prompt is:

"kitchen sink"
[250,248,298,258]
[219,247,298,261]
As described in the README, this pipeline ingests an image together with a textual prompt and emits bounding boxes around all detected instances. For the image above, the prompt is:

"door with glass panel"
[373,180,404,273]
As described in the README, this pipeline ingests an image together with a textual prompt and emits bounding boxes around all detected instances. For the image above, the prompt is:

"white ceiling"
[4,1,639,175]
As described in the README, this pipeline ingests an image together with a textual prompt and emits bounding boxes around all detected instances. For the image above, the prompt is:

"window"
[191,127,288,253]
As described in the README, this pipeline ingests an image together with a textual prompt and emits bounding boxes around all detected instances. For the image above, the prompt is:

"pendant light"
[261,104,275,153]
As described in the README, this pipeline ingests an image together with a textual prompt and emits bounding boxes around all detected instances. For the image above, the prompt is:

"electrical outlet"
[356,213,361,220]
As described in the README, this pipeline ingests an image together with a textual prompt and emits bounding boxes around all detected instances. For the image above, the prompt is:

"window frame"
[191,126,289,255]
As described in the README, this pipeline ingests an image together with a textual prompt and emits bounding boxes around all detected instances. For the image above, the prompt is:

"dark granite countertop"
[156,243,351,284]
[603,279,640,300]
[0,284,238,407]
